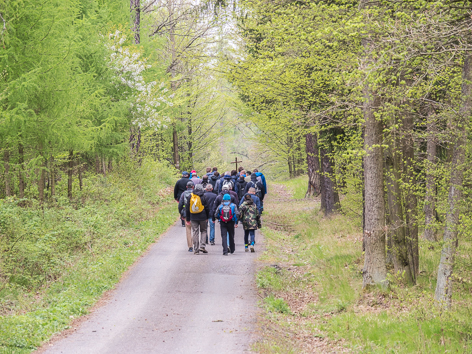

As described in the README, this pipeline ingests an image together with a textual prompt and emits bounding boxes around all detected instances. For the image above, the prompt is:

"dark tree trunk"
[320,148,339,216]
[38,158,46,204]
[385,150,414,284]
[435,54,472,309]
[424,110,437,241]
[18,143,25,199]
[3,148,11,197]
[68,150,73,200]
[172,125,180,169]
[402,113,419,278]
[50,155,56,199]
[305,132,321,197]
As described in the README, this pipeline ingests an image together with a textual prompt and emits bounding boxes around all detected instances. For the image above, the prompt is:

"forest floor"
[254,177,472,353]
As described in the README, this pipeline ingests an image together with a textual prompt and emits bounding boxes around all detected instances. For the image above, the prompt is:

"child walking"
[239,194,261,252]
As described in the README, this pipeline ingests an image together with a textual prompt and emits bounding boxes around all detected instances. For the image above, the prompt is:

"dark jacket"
[204,191,217,212]
[211,191,239,221]
[174,177,190,200]
[239,198,260,230]
[178,188,193,218]
[209,174,219,189]
[245,174,264,200]
[239,193,262,213]
[185,188,210,222]
[236,177,247,201]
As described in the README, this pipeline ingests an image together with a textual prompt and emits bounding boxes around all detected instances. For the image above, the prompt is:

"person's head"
[253,169,258,173]
[212,167,218,172]
[248,187,256,195]
[239,174,245,180]
[191,170,197,175]
[202,175,209,182]
[238,166,244,172]
[186,181,195,189]
[240,170,246,176]
[194,184,204,192]
[245,194,252,201]
[223,194,231,204]
[251,173,257,181]
[205,184,213,192]
[246,170,252,176]
[213,171,220,178]
[206,167,211,173]
[231,170,237,176]
[182,171,189,178]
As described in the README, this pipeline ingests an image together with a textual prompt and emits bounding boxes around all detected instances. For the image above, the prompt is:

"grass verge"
[254,177,472,353]
[0,159,178,353]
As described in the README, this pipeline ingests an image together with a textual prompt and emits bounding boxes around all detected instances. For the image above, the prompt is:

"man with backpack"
[239,194,261,253]
[245,173,264,201]
[174,171,190,202]
[204,184,217,245]
[185,184,210,255]
[214,194,239,256]
[178,181,195,251]
[236,174,247,201]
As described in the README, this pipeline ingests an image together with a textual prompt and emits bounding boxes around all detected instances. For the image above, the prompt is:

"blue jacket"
[255,172,267,195]
[215,202,239,224]
[239,193,262,213]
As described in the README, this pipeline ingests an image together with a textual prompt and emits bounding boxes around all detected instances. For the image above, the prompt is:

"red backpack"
[220,204,233,222]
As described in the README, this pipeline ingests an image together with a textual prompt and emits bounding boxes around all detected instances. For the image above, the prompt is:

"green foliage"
[0,159,177,352]
[264,296,291,315]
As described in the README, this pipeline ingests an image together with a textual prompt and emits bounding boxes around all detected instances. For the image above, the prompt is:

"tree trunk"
[68,150,73,201]
[385,150,414,284]
[38,157,46,204]
[18,143,25,199]
[305,132,321,198]
[3,148,11,197]
[50,155,56,199]
[362,91,387,289]
[320,148,339,216]
[435,54,472,309]
[424,110,437,241]
[130,0,140,45]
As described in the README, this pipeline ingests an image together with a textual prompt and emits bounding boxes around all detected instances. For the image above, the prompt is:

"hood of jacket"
[193,188,205,197]
[210,174,219,182]
[223,175,232,180]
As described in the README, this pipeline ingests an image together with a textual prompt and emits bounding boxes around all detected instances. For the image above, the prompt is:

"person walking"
[239,194,261,252]
[209,171,220,192]
[174,171,190,202]
[204,184,217,245]
[236,174,247,201]
[245,173,264,201]
[239,187,262,214]
[178,181,195,251]
[245,170,252,183]
[202,175,210,189]
[185,184,210,254]
[190,170,202,185]
[214,194,239,256]
[205,167,213,177]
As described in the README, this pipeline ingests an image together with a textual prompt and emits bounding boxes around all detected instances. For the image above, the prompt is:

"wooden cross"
[230,156,243,171]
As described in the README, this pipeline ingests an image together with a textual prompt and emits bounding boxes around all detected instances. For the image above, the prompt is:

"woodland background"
[1,0,472,352]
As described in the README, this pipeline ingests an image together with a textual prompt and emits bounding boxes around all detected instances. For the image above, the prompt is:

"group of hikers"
[173,167,268,256]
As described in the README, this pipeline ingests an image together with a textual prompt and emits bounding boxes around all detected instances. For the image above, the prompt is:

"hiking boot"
[245,246,249,252]
[199,248,208,254]
[250,243,255,252]
[223,253,228,256]
[210,241,215,245]
[194,249,200,255]
[188,247,193,252]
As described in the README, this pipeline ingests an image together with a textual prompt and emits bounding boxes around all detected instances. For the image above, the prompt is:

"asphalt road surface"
[43,220,260,354]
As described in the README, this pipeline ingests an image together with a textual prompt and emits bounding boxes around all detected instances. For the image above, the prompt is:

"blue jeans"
[244,229,255,245]
[209,219,215,242]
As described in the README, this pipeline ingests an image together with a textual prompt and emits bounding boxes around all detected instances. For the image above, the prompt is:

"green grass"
[278,175,308,199]
[0,158,178,353]
[256,177,472,353]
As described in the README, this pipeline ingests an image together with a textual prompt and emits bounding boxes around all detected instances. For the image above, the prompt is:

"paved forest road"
[42,221,259,354]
